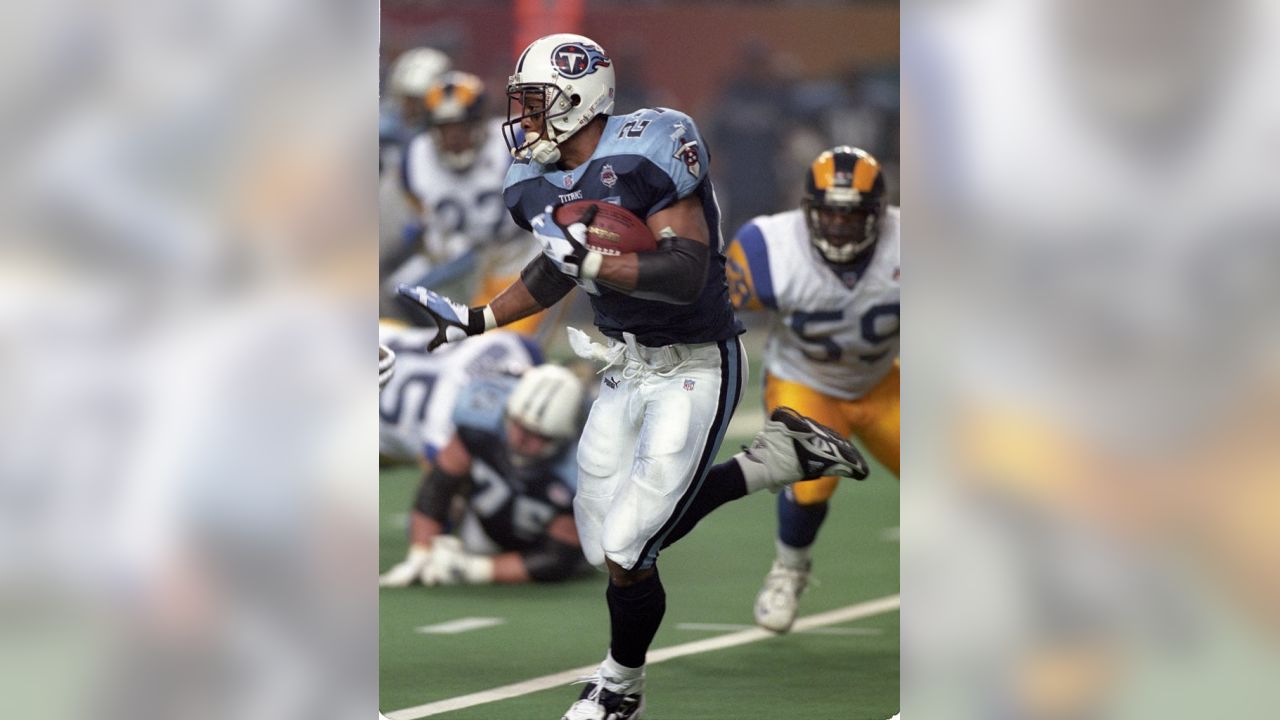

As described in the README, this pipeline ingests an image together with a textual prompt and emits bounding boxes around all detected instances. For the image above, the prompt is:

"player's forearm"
[595,236,709,305]
[488,277,555,326]
[409,512,445,548]
[491,552,533,583]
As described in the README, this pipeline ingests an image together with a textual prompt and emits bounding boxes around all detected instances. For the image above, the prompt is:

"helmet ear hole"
[569,94,581,107]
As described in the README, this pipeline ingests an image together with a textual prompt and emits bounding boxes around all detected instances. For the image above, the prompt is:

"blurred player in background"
[726,146,900,633]
[378,321,540,465]
[389,71,545,336]
[379,47,451,156]
[399,33,870,720]
[380,364,591,586]
[380,48,452,316]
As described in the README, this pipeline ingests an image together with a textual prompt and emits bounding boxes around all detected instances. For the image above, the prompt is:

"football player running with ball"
[399,34,868,720]
[725,146,900,634]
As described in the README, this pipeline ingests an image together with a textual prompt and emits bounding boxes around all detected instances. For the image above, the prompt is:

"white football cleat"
[739,407,869,493]
[562,665,645,720]
[754,559,811,633]
[378,546,431,588]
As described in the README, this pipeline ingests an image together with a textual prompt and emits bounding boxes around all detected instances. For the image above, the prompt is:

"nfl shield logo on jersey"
[683,379,695,391]
[600,164,618,188]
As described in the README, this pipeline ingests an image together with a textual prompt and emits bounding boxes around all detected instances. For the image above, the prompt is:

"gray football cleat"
[740,407,869,492]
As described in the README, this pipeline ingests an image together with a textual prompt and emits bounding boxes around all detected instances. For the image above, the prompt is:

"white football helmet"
[387,47,451,99]
[506,364,584,455]
[503,33,616,164]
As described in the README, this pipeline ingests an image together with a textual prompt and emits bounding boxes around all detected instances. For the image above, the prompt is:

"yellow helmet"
[423,71,488,170]
[424,71,487,126]
[802,146,886,264]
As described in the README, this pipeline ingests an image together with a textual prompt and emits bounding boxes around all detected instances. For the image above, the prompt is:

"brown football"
[553,199,657,256]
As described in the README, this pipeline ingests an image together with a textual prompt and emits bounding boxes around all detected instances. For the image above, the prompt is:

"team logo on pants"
[683,379,696,391]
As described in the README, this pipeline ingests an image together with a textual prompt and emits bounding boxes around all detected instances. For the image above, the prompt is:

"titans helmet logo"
[551,42,611,79]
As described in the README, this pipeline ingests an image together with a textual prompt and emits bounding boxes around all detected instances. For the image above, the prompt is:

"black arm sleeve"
[631,236,710,305]
[519,254,577,308]
[521,535,588,582]
[414,466,470,524]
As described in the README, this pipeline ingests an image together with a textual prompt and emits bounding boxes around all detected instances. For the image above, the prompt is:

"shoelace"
[571,669,607,705]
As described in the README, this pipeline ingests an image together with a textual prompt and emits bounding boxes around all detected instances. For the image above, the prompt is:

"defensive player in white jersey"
[725,146,900,633]
[393,71,545,336]
[398,34,870,720]
[377,322,540,464]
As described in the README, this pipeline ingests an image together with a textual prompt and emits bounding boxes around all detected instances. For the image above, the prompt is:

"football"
[553,199,657,256]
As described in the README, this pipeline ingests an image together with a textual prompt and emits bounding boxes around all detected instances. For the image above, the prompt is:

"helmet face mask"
[804,201,881,263]
[502,85,578,164]
[803,146,886,266]
[503,33,615,164]
[505,418,562,466]
[504,364,584,466]
[431,121,485,171]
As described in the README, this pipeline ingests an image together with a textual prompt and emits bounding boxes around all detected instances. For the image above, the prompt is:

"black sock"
[777,493,829,548]
[660,460,749,550]
[607,570,666,669]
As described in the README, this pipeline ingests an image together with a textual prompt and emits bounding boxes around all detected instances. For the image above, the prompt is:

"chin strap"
[512,131,562,164]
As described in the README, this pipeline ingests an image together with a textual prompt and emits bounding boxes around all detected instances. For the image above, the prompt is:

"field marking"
[415,617,506,635]
[385,593,899,720]
[676,622,882,636]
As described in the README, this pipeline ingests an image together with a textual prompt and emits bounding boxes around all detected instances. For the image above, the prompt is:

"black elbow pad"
[519,254,577,308]
[634,236,709,305]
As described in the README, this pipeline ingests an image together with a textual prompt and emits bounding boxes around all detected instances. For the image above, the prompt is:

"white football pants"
[574,332,746,570]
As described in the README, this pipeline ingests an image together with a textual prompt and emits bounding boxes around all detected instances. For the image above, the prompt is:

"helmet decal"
[551,42,612,79]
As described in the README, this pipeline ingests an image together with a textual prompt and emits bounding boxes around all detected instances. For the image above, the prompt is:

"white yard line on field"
[676,622,883,636]
[384,593,899,720]
[415,617,506,635]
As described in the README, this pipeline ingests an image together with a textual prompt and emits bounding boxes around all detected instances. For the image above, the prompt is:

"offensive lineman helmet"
[424,71,488,171]
[803,146,887,264]
[505,364,584,463]
[504,33,616,164]
[387,47,451,132]
[388,47,451,99]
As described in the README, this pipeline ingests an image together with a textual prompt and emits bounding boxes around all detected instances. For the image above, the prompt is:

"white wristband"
[482,305,498,331]
[580,251,604,280]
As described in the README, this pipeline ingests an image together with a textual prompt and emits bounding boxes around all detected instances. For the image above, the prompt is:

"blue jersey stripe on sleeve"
[735,222,777,310]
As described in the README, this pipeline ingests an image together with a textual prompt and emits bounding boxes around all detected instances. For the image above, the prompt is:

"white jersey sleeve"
[726,207,900,400]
